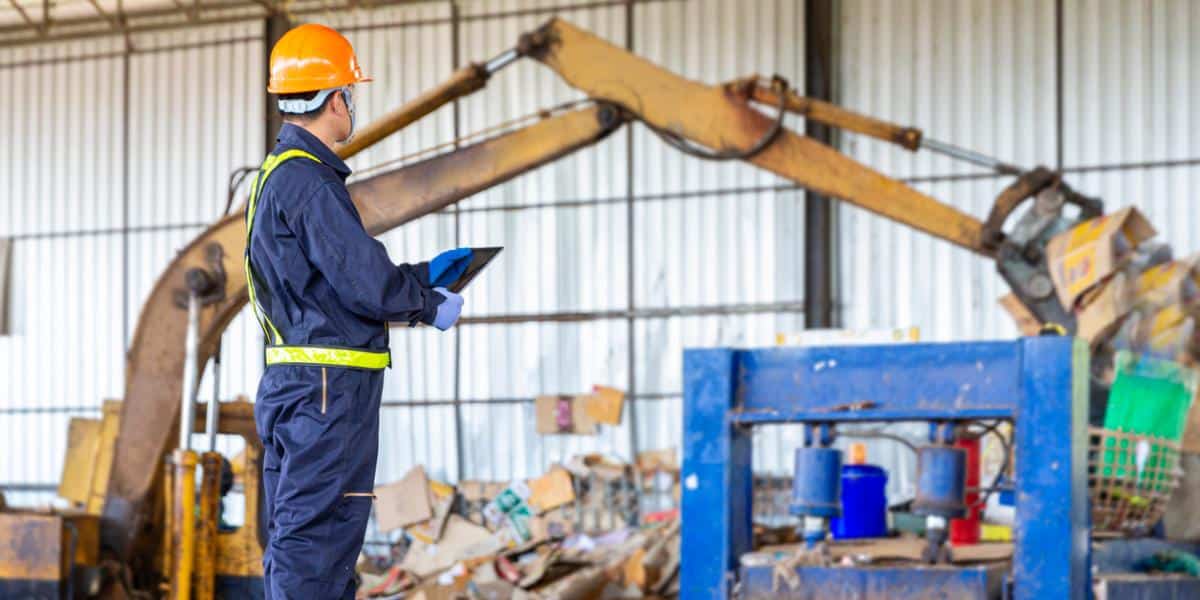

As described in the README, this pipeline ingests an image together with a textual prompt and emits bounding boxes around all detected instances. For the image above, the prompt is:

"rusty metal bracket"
[980,167,1060,252]
[516,19,556,60]
[987,166,1105,333]
[172,243,225,309]
[981,167,1103,253]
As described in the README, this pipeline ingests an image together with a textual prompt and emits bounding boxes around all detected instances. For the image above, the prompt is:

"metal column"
[803,0,835,328]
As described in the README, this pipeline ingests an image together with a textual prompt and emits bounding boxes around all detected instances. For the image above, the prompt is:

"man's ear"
[333,90,349,116]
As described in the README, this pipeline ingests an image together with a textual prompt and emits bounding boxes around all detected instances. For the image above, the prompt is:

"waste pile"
[1002,206,1200,377]
[357,452,680,599]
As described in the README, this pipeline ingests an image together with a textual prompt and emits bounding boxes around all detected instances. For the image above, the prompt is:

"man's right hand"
[432,287,464,331]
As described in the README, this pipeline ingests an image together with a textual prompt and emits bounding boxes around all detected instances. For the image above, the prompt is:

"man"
[248,24,470,598]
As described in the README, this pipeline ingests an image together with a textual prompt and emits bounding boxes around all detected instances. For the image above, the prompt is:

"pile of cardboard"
[1003,206,1200,374]
[360,452,680,599]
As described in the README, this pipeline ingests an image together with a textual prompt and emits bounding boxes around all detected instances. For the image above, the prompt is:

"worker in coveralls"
[249,24,474,598]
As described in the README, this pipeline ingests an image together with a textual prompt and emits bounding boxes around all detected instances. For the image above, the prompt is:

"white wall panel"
[458,0,627,210]
[458,203,629,316]
[331,1,456,174]
[1,235,124,407]
[0,39,125,238]
[840,0,1057,178]
[1062,0,1199,258]
[838,0,1054,341]
[126,23,263,228]
[839,178,1020,341]
[0,38,126,490]
[633,0,805,195]
[377,405,459,483]
[0,24,264,493]
[459,319,628,399]
[635,190,805,309]
[1063,0,1198,167]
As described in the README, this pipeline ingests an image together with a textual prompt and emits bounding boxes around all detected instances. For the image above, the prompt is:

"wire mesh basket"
[1087,426,1185,534]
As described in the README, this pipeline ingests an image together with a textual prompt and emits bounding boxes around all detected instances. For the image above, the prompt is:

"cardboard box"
[1047,206,1156,309]
[636,448,679,473]
[535,395,597,435]
[528,467,576,513]
[460,480,508,503]
[1135,254,1200,311]
[1142,304,1195,359]
[999,293,1042,336]
[409,479,456,544]
[374,466,432,533]
[529,511,576,540]
[400,515,498,578]
[1075,272,1135,346]
[585,386,625,425]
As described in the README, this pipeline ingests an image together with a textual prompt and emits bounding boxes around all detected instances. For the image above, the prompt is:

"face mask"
[337,86,356,144]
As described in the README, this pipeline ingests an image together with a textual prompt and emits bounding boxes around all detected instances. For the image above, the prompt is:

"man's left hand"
[429,247,474,288]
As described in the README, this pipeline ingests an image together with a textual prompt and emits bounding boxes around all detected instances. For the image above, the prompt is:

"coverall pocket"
[337,493,374,523]
[323,366,368,425]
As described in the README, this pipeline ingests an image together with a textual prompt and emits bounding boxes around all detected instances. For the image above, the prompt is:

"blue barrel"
[831,464,889,539]
[789,447,842,518]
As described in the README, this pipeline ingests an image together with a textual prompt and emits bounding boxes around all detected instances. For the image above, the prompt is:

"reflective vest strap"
[265,346,391,370]
[244,149,323,345]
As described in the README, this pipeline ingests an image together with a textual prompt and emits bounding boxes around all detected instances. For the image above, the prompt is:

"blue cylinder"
[913,446,968,519]
[789,447,842,518]
[830,464,889,539]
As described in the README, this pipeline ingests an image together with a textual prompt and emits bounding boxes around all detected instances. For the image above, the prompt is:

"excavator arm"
[102,17,1085,569]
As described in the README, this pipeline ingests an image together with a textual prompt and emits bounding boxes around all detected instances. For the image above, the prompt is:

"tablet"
[447,246,503,293]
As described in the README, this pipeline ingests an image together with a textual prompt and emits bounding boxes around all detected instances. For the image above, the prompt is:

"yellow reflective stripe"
[244,149,323,346]
[265,346,391,370]
[243,256,271,340]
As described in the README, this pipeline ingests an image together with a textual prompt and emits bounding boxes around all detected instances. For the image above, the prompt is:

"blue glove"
[432,287,464,331]
[429,247,474,288]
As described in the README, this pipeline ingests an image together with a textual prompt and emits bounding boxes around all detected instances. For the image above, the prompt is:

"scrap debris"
[1007,206,1200,374]
[360,451,680,599]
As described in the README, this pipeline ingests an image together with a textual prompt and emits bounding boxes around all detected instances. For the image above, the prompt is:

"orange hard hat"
[268,23,372,94]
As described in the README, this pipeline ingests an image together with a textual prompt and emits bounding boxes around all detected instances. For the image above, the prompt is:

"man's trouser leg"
[255,365,382,599]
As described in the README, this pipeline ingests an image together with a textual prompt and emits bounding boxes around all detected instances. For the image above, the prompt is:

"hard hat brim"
[267,74,373,95]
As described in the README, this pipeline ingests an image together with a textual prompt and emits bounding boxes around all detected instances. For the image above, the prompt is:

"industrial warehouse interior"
[1,0,1199,598]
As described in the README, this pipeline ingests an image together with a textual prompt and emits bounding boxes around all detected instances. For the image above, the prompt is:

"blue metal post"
[681,349,752,598]
[1014,336,1090,599]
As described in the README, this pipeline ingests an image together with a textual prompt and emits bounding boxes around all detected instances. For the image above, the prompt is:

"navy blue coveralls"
[247,123,445,599]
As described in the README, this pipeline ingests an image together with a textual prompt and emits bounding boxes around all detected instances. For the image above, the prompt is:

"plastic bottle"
[830,443,888,539]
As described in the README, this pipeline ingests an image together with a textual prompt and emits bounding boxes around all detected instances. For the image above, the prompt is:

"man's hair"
[278,89,336,122]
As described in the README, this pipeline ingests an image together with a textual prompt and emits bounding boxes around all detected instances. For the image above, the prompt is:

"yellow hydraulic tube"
[731,76,923,151]
[194,451,223,600]
[338,63,489,159]
[169,449,198,600]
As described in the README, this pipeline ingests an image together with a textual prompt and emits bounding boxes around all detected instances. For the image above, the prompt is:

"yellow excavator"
[0,16,1136,599]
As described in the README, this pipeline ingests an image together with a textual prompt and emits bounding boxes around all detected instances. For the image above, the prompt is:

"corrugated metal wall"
[1,0,1198,530]
[0,23,265,506]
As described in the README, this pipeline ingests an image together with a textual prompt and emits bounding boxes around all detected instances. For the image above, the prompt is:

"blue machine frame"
[681,337,1090,599]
